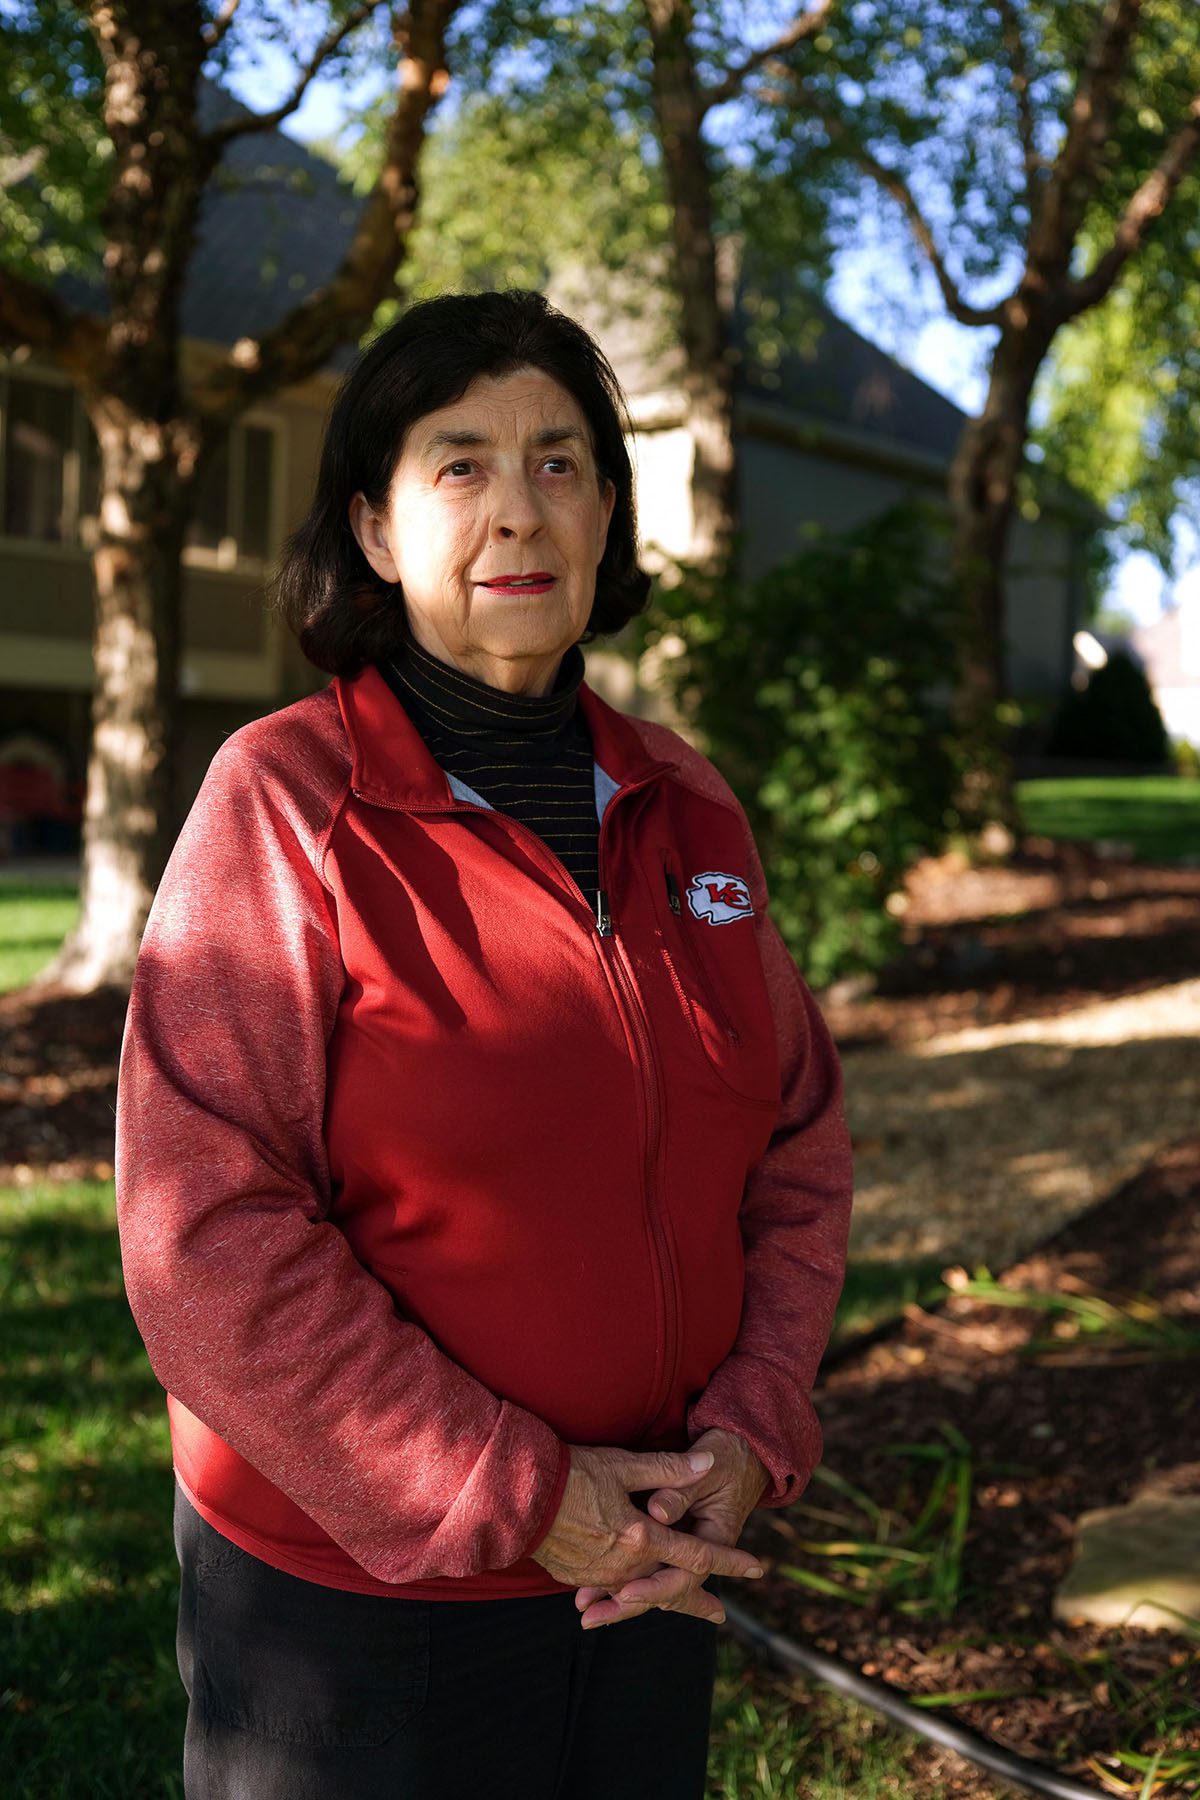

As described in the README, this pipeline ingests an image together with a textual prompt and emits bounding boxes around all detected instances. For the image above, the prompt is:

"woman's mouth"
[477,574,557,594]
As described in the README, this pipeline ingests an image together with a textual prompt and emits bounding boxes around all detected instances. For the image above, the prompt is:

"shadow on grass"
[1,1450,185,1799]
[3,1571,184,1798]
[1,1182,182,1795]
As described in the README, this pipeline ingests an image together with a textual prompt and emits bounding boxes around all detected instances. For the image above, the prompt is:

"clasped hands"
[529,1427,770,1631]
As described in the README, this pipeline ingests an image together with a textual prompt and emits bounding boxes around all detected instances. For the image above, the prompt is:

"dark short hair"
[270,289,652,675]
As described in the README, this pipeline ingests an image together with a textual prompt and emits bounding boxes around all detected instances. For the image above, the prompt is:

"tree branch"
[201,0,241,50]
[195,0,457,420]
[0,265,106,377]
[203,0,386,144]
[1027,0,1141,271]
[777,76,1006,328]
[701,0,834,114]
[994,0,1042,213]
[1058,91,1200,318]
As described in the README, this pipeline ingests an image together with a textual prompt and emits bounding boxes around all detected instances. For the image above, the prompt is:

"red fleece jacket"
[114,665,853,1600]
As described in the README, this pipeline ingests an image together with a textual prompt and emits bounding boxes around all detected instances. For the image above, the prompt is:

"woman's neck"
[382,634,586,740]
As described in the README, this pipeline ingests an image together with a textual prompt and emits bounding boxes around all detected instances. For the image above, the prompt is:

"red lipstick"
[478,573,556,594]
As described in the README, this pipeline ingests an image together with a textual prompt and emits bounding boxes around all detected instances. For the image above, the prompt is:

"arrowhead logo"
[686,871,754,926]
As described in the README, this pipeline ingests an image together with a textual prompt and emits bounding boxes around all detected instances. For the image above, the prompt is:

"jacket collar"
[334,660,674,811]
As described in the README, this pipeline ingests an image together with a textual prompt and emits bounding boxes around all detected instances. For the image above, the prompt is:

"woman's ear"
[596,478,616,563]
[348,492,401,584]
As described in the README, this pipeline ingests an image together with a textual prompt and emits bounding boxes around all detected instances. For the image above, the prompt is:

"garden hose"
[722,1597,1114,1800]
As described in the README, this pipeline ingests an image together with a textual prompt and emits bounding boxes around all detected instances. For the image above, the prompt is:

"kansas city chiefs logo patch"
[687,871,754,926]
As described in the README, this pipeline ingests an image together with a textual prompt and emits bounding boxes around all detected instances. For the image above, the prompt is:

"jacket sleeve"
[686,809,854,1509]
[114,726,571,1585]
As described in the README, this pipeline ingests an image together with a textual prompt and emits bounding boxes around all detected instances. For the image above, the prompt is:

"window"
[3,375,77,543]
[184,423,277,567]
[0,364,277,567]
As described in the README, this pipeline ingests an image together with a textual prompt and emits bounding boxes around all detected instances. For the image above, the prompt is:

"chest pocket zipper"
[656,844,793,1122]
[662,863,742,1048]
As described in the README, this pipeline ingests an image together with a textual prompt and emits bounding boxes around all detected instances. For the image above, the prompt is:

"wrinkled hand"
[529,1443,766,1598]
[573,1428,770,1629]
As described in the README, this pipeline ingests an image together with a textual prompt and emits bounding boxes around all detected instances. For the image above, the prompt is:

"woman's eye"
[542,458,574,474]
[444,461,475,477]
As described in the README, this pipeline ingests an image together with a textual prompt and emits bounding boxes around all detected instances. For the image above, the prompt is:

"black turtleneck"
[375,637,600,899]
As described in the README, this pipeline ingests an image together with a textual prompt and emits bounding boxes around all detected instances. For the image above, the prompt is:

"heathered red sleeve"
[114,722,570,1584]
[685,809,854,1509]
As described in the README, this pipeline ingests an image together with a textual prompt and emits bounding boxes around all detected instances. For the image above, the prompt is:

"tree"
[761,0,1200,791]
[0,0,462,992]
[1031,224,1200,591]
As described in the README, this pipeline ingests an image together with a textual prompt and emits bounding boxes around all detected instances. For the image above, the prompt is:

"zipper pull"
[665,870,682,916]
[595,889,614,937]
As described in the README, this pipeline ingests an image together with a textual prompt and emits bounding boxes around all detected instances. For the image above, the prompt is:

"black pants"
[174,1480,719,1798]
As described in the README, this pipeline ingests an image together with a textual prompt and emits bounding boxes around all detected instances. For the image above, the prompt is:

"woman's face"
[349,366,617,696]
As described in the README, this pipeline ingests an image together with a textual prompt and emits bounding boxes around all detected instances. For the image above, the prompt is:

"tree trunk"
[30,414,202,991]
[945,300,1056,826]
[28,4,211,990]
[642,0,738,573]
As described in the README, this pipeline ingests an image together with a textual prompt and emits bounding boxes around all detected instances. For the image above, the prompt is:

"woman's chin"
[474,644,573,692]
[464,622,583,681]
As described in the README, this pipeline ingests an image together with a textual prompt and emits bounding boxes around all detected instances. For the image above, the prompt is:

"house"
[0,80,1096,855]
[1132,596,1200,747]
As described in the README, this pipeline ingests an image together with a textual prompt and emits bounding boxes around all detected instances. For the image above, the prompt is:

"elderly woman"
[115,288,853,1799]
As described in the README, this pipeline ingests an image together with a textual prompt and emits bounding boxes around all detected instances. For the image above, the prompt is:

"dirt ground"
[822,835,1200,1047]
[743,1139,1200,1797]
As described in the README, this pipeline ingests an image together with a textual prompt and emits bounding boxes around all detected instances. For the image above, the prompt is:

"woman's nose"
[490,474,544,538]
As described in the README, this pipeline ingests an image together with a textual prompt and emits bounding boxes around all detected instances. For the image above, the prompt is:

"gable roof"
[556,264,967,466]
[54,78,363,372]
[734,293,967,464]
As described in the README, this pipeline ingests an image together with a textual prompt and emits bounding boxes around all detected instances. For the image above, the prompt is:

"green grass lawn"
[1017,775,1200,862]
[0,881,80,992]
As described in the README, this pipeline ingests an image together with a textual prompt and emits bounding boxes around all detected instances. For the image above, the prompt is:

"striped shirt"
[375,637,600,899]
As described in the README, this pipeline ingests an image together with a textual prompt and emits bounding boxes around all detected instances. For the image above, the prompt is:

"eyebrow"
[418,425,587,460]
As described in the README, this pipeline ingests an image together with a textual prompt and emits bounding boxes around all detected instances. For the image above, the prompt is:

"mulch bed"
[741,1136,1200,1797]
[821,837,1200,1050]
[0,981,126,1185]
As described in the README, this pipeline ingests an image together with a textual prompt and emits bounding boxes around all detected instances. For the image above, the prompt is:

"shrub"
[640,503,969,988]
[1045,651,1170,764]
[1173,736,1200,780]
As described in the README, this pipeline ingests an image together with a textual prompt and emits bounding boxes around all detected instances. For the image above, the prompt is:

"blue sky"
[223,48,1170,626]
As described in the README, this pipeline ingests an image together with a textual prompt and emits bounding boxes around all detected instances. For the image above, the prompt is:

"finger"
[647,1488,690,1526]
[574,1585,609,1611]
[611,1563,701,1609]
[581,1574,726,1630]
[636,1516,763,1583]
[615,1447,715,1492]
[580,1592,651,1628]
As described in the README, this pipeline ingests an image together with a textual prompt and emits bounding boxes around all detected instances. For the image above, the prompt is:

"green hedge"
[639,504,968,988]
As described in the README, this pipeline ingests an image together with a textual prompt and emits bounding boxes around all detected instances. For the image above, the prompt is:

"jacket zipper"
[352,772,681,1439]
[595,795,679,1437]
[598,922,678,1438]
